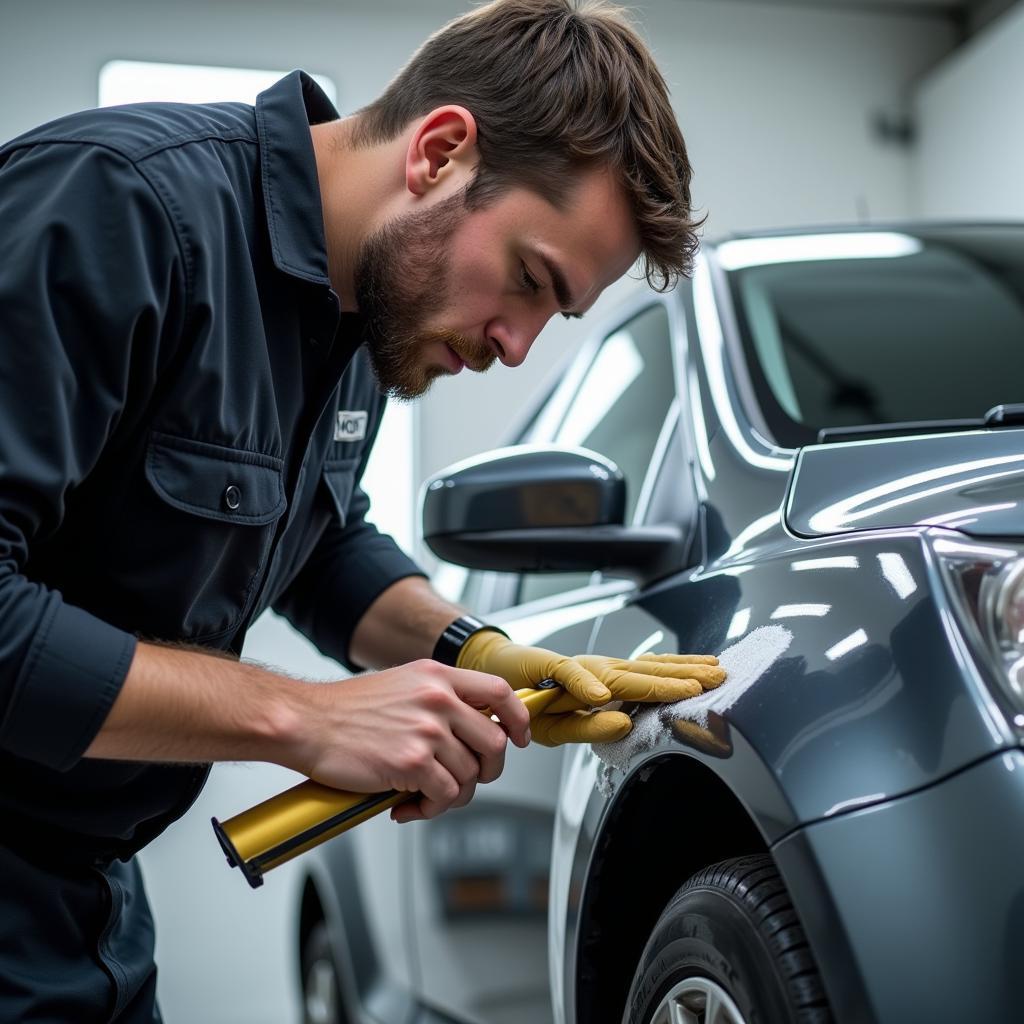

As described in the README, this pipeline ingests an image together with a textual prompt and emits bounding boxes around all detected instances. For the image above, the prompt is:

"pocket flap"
[145,432,286,525]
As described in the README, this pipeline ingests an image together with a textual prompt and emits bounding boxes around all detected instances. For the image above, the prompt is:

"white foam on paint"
[592,624,793,794]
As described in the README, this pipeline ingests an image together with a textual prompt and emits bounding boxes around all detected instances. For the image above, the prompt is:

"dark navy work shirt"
[0,71,423,860]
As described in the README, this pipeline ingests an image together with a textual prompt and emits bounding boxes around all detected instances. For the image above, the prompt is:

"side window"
[517,303,676,606]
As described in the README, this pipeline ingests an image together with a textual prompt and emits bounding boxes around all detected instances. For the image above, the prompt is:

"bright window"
[360,403,417,555]
[99,60,336,106]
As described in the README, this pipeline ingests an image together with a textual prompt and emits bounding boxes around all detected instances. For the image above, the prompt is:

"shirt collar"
[255,70,338,287]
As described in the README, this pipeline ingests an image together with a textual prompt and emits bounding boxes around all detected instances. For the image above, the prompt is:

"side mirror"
[421,445,684,582]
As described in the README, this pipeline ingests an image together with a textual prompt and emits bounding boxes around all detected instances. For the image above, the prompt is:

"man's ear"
[405,106,478,197]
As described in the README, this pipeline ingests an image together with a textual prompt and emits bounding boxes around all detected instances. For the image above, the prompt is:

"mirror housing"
[421,446,684,582]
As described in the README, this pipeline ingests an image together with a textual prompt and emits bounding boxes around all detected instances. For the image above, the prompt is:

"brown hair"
[354,0,701,290]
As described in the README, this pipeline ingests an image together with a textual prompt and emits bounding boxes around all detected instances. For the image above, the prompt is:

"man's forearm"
[85,577,473,768]
[83,630,532,815]
[348,575,467,670]
[83,641,305,767]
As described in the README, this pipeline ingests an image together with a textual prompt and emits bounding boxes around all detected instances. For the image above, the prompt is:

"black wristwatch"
[432,615,508,666]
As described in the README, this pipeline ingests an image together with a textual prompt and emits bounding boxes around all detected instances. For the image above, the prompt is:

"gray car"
[297,224,1024,1024]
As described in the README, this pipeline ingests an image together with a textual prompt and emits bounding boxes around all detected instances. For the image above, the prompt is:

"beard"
[354,188,497,401]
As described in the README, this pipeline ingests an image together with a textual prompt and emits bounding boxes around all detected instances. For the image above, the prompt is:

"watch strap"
[432,615,508,666]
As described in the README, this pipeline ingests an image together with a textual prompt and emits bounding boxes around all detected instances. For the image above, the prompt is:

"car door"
[408,297,684,1024]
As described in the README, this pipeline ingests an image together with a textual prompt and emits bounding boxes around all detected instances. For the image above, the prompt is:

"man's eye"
[519,262,541,294]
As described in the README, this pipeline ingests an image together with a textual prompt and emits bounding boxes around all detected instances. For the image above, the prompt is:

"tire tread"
[671,853,832,1021]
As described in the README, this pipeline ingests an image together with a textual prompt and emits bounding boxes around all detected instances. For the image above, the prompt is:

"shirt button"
[224,485,241,511]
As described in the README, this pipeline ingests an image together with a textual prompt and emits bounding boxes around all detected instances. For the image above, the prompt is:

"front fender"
[551,527,1010,1024]
[633,528,1007,823]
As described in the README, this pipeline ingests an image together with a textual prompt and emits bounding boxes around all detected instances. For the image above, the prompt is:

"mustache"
[425,329,497,374]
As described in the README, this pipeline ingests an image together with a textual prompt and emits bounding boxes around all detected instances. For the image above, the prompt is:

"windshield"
[720,226,1024,447]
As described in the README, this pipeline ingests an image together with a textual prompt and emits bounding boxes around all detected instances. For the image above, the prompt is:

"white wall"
[913,1,1024,219]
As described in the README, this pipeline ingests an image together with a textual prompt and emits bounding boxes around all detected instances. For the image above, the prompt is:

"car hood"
[786,426,1024,538]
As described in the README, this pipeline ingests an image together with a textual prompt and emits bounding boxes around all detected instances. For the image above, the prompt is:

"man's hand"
[87,643,530,826]
[290,661,531,824]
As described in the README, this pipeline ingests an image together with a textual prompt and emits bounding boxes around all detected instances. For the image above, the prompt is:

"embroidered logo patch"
[335,411,368,442]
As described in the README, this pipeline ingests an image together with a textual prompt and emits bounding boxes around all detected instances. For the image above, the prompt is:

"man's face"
[355,166,640,400]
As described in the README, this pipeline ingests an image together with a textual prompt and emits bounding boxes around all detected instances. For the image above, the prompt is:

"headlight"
[930,533,1024,724]
[980,560,1024,705]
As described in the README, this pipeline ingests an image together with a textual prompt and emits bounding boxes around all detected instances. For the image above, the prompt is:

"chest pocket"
[321,455,361,528]
[147,435,286,526]
[126,433,287,642]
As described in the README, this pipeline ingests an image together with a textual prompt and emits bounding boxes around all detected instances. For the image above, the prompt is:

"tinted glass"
[518,303,675,606]
[722,227,1024,447]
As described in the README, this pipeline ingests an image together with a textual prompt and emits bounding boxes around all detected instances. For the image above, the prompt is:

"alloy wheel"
[304,957,340,1024]
[648,976,748,1024]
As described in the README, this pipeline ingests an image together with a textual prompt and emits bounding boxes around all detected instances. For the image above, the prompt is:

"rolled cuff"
[1,598,137,771]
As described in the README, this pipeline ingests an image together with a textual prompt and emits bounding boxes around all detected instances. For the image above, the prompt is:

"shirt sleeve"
[273,416,426,672]
[0,140,187,770]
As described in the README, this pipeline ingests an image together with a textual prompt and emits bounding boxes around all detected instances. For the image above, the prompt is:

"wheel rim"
[304,957,339,1024]
[648,976,748,1024]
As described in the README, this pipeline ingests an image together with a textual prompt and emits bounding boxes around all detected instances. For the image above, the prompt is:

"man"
[0,0,722,1019]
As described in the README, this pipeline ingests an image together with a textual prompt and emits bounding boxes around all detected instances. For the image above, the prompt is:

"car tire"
[622,854,831,1024]
[302,921,345,1024]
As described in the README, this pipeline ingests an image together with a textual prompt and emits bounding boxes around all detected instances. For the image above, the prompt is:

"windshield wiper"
[816,404,1024,444]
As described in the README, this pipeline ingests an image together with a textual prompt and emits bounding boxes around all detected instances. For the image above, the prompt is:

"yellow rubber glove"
[543,653,726,714]
[527,652,729,746]
[458,631,725,710]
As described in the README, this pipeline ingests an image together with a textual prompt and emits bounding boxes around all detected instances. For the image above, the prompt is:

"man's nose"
[486,318,543,368]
